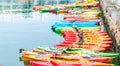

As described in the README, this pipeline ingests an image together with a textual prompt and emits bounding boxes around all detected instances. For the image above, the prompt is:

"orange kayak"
[64,14,99,19]
[22,51,113,66]
[32,49,113,63]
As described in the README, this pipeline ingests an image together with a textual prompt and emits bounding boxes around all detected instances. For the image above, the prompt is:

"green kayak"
[70,5,84,9]
[54,27,73,35]
[36,46,119,58]
[64,48,119,58]
[41,9,50,13]
[53,26,100,35]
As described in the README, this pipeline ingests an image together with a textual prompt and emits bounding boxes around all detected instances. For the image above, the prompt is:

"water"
[0,0,93,66]
[0,11,65,66]
[0,0,77,65]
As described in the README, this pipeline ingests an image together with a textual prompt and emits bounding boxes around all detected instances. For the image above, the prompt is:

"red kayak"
[50,61,91,66]
[54,44,106,52]
[30,61,91,66]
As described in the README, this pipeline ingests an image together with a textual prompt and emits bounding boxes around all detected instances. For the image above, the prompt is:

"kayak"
[30,61,53,66]
[64,18,101,23]
[64,14,100,19]
[53,28,112,51]
[32,49,113,63]
[53,27,100,31]
[22,49,113,63]
[53,22,98,26]
[68,9,100,12]
[52,22,98,29]
[32,6,42,11]
[55,10,101,14]
[55,43,111,48]
[33,1,99,11]
[52,27,74,35]
[30,61,113,66]
[57,10,68,14]
[30,61,112,66]
[84,0,95,3]
[31,61,82,66]
[56,10,101,15]
[40,7,100,13]
[56,20,99,24]
[22,51,114,66]
[65,1,99,8]
[54,20,98,25]
[39,4,100,14]
[53,30,112,50]
[54,41,110,52]
[68,11,101,15]
[30,61,84,66]
[52,25,98,30]
[35,47,119,58]
[33,6,101,14]
[54,44,107,52]
[65,48,119,58]
[52,26,101,35]
[71,10,100,12]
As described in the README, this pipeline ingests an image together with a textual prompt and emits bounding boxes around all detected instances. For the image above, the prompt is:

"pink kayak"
[30,61,53,66]
[64,18,101,23]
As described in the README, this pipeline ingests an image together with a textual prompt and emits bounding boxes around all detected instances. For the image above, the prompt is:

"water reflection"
[0,0,75,11]
[0,0,74,66]
[23,61,30,66]
[0,0,75,18]
[0,0,33,18]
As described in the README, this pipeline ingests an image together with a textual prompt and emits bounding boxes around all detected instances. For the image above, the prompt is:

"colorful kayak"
[56,20,99,23]
[56,10,101,15]
[54,44,109,52]
[32,6,101,14]
[35,47,119,58]
[52,21,99,30]
[64,14,99,19]
[53,28,112,52]
[53,20,98,25]
[32,49,113,63]
[52,26,101,35]
[68,11,101,15]
[32,1,99,11]
[22,51,114,66]
[30,61,92,66]
[22,50,113,63]
[64,18,101,23]
[65,1,99,8]
[30,61,113,66]
[31,61,53,66]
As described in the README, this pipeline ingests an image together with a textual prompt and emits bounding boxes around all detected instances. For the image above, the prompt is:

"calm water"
[0,0,76,66]
[0,11,64,66]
